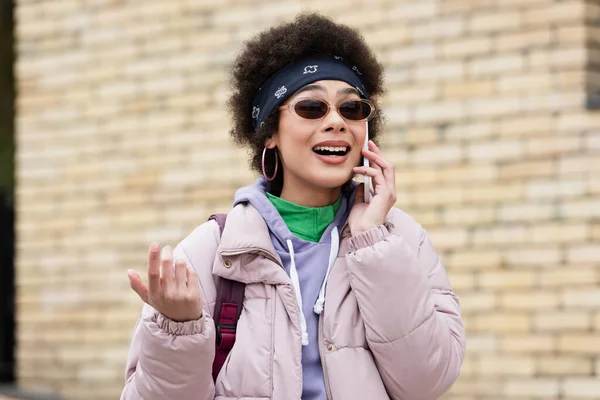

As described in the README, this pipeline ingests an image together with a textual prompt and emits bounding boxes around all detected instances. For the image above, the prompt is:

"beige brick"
[538,268,599,287]
[558,111,600,132]
[592,223,600,240]
[441,37,492,57]
[477,356,535,376]
[502,335,556,354]
[525,135,581,156]
[497,114,556,137]
[533,311,591,331]
[385,85,438,105]
[415,61,464,81]
[506,247,562,267]
[427,228,469,249]
[468,11,522,33]
[504,378,559,397]
[473,226,528,246]
[586,132,600,149]
[562,378,600,397]
[439,0,495,15]
[557,24,587,45]
[408,17,466,40]
[523,1,586,26]
[526,179,586,200]
[562,289,600,309]
[559,335,600,354]
[468,54,525,77]
[384,106,410,126]
[559,200,600,219]
[566,245,600,263]
[559,155,600,174]
[412,186,464,206]
[586,2,600,23]
[387,44,436,65]
[498,203,556,222]
[497,72,553,93]
[442,205,496,226]
[446,250,503,270]
[500,291,559,310]
[413,101,466,124]
[448,378,503,397]
[593,312,600,331]
[446,272,476,291]
[528,47,587,69]
[467,96,523,117]
[479,271,536,290]
[536,357,593,376]
[531,223,589,243]
[475,313,532,333]
[466,334,498,353]
[495,28,553,52]
[395,167,437,186]
[442,80,494,99]
[467,139,523,162]
[389,2,437,21]
[459,292,497,313]
[463,183,524,204]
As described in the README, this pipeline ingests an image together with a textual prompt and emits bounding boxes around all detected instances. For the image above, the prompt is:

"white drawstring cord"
[313,226,339,315]
[287,239,309,346]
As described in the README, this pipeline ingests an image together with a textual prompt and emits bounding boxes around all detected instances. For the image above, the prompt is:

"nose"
[323,105,347,133]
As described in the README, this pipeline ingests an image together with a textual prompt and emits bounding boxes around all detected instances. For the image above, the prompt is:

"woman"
[121,13,465,400]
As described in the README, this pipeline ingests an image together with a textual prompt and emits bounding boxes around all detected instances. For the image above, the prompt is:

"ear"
[264,135,278,149]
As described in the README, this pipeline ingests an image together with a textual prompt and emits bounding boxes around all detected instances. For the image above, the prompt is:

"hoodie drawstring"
[286,225,340,347]
[313,226,339,315]
[287,239,310,346]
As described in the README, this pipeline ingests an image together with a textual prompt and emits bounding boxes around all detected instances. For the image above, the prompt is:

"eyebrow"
[295,84,361,97]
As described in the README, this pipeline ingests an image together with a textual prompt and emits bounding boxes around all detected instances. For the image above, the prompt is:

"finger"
[161,246,174,288]
[362,148,392,171]
[362,148,395,187]
[368,140,382,155]
[361,150,381,171]
[187,267,200,292]
[128,269,149,303]
[174,259,187,288]
[353,166,386,190]
[147,242,161,293]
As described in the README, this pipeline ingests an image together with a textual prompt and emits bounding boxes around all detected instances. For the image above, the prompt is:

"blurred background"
[0,0,599,399]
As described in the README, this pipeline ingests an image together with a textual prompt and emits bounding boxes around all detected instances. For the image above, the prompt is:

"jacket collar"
[212,203,290,285]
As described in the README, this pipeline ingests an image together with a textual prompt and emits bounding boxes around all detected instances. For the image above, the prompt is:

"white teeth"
[313,146,348,152]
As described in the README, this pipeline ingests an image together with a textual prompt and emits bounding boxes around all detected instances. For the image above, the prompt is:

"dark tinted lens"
[294,100,328,119]
[339,100,371,120]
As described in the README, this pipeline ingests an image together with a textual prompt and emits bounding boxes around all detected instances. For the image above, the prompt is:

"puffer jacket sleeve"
[345,209,466,400]
[121,222,221,400]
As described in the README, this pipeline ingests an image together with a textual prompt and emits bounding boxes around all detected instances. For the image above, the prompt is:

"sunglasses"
[279,98,376,121]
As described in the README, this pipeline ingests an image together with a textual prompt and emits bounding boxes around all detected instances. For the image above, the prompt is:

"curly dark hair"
[227,12,386,194]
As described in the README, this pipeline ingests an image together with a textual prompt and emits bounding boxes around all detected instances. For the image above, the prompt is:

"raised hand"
[128,243,203,322]
[349,140,397,235]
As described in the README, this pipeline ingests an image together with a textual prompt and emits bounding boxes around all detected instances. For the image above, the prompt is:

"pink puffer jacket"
[121,203,466,400]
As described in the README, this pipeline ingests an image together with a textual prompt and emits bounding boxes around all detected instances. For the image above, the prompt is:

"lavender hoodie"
[233,178,355,400]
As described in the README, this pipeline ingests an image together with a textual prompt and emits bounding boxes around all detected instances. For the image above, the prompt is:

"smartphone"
[363,121,371,204]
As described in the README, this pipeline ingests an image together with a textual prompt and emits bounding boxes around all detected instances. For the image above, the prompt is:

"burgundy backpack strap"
[208,213,246,382]
[208,213,228,235]
[211,278,245,381]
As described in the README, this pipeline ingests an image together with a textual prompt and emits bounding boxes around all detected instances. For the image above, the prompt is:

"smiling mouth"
[312,146,350,156]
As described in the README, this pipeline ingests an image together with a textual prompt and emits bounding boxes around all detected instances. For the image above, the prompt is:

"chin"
[310,170,354,189]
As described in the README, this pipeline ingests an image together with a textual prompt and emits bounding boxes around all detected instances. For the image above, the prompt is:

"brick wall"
[14,0,600,399]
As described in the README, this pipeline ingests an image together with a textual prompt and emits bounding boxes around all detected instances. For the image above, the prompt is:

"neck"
[278,175,342,208]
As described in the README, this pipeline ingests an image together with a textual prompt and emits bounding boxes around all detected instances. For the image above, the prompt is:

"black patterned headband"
[251,56,368,130]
